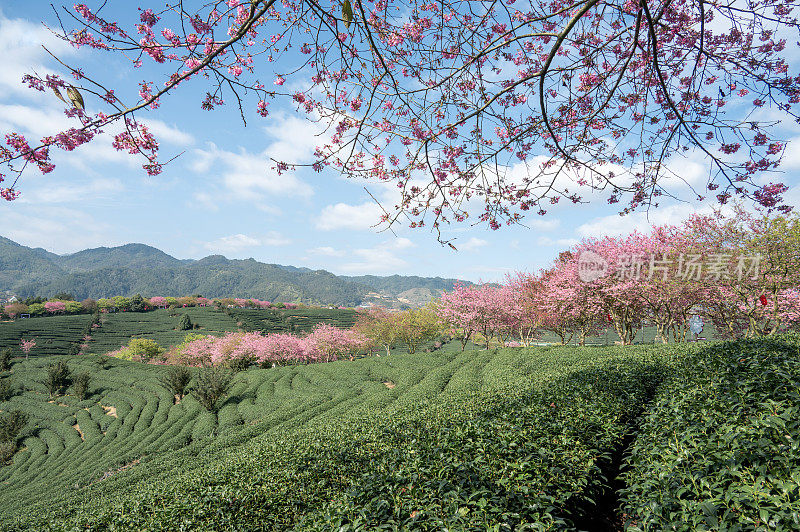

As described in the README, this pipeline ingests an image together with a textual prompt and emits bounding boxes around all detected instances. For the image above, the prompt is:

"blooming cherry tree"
[20,339,36,359]
[1,0,796,240]
[307,323,368,361]
[44,301,67,314]
[149,296,168,308]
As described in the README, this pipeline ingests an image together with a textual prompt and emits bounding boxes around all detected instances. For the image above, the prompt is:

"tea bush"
[0,379,14,402]
[0,314,93,357]
[622,333,800,530]
[9,338,796,530]
[0,349,11,371]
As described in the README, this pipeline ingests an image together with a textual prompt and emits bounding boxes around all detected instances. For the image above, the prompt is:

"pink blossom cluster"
[149,296,168,307]
[20,339,35,356]
[166,324,368,367]
[436,283,520,350]
[44,301,67,313]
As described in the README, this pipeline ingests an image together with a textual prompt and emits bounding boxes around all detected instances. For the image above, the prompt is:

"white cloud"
[576,203,728,239]
[536,236,580,247]
[18,178,124,204]
[317,201,384,231]
[1,206,116,254]
[0,102,194,179]
[0,15,76,101]
[782,183,800,207]
[202,231,290,254]
[308,246,345,257]
[339,238,415,273]
[191,143,313,200]
[189,114,323,205]
[527,218,561,231]
[773,136,800,171]
[140,119,195,146]
[391,237,415,250]
[459,237,488,251]
[657,152,713,194]
[192,192,220,212]
[261,231,291,246]
[204,234,261,254]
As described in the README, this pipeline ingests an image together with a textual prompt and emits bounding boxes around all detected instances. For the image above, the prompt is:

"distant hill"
[0,236,64,293]
[340,274,463,295]
[0,237,468,307]
[58,243,183,272]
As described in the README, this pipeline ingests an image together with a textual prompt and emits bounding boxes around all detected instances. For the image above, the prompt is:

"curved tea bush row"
[622,333,800,530]
[0,354,213,518]
[300,358,668,530]
[0,314,93,358]
[0,343,694,530]
[226,307,359,335]
[86,307,241,354]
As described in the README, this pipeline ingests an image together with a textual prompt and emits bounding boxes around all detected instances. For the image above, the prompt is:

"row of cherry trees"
[432,208,800,347]
[167,323,367,366]
[116,323,369,367]
[1,295,310,319]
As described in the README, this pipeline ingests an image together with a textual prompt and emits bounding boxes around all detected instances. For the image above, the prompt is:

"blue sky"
[1,5,799,283]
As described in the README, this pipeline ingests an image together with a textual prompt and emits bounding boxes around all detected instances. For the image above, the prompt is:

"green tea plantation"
[0,321,798,529]
[0,307,360,358]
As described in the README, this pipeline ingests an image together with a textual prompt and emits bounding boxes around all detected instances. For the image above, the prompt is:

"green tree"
[129,294,147,312]
[26,303,45,316]
[178,314,193,331]
[0,349,12,371]
[159,366,193,402]
[396,305,442,354]
[113,338,164,362]
[112,296,131,311]
[354,308,401,357]
[71,372,91,400]
[43,361,72,398]
[190,367,233,412]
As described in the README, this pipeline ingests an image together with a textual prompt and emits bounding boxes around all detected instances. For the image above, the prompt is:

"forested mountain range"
[0,237,466,307]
